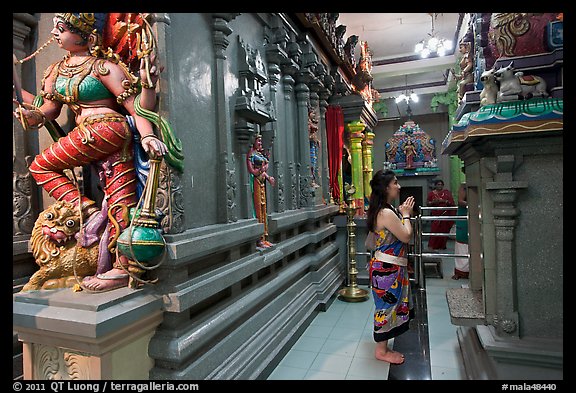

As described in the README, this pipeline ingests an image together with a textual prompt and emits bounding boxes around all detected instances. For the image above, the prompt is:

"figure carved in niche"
[308,107,320,188]
[247,133,276,249]
[451,41,474,103]
[344,34,359,70]
[13,13,184,292]
[334,25,347,60]
[351,41,375,104]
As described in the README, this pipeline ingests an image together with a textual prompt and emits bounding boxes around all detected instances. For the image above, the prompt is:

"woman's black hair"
[366,169,397,232]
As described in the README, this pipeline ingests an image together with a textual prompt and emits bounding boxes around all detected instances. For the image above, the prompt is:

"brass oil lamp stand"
[133,158,162,228]
[117,157,166,288]
[338,184,369,302]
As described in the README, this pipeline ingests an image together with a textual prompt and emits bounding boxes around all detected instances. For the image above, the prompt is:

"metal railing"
[347,205,469,290]
[409,205,469,289]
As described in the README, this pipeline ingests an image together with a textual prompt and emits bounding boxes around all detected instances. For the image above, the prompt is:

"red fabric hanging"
[326,105,344,202]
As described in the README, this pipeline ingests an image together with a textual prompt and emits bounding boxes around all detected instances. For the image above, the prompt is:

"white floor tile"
[346,356,390,380]
[267,365,309,380]
[302,323,334,339]
[319,337,359,357]
[278,349,318,370]
[309,352,353,374]
[304,369,347,380]
[430,348,465,369]
[431,365,467,380]
[291,336,327,353]
[328,325,365,341]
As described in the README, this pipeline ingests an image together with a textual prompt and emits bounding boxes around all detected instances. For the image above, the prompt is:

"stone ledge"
[446,287,486,326]
[163,219,263,265]
[13,287,163,342]
[268,204,339,233]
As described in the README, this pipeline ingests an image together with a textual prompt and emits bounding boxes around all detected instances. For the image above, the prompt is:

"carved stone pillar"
[295,81,314,208]
[147,16,185,234]
[284,34,302,210]
[13,14,37,241]
[282,72,297,211]
[485,154,527,338]
[319,87,331,204]
[212,13,239,223]
[265,18,288,213]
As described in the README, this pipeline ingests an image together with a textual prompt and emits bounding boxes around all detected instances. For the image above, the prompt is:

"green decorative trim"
[134,94,184,172]
[452,98,563,131]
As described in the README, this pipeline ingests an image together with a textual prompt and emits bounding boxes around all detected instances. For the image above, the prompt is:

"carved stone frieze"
[299,170,315,208]
[224,153,238,222]
[13,155,35,236]
[32,344,91,380]
[157,160,185,234]
[289,162,297,210]
[274,160,285,213]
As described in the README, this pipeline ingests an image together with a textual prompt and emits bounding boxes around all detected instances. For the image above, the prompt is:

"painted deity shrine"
[384,120,437,175]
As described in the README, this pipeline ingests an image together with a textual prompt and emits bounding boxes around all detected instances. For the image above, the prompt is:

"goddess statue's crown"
[55,13,98,37]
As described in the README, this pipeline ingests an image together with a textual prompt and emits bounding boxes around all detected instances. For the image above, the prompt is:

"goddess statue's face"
[51,17,87,51]
[253,137,263,151]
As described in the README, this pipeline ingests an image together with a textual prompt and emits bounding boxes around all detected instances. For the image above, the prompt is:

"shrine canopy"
[384,120,438,176]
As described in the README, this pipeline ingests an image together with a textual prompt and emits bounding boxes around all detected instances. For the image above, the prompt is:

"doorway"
[400,186,423,215]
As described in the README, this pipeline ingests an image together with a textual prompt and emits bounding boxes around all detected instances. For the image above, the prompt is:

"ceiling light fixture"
[414,13,452,58]
[394,75,419,104]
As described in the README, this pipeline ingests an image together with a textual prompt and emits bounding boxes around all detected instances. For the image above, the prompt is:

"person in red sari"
[427,180,455,250]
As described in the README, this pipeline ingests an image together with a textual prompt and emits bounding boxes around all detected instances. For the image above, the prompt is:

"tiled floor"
[266,240,468,380]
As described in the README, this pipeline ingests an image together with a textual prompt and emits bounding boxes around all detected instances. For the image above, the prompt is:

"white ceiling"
[337,13,468,100]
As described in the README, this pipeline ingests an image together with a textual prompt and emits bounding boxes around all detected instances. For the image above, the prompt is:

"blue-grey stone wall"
[148,13,344,379]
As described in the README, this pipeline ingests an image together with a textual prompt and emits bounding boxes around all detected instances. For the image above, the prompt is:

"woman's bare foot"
[82,268,129,292]
[375,344,405,364]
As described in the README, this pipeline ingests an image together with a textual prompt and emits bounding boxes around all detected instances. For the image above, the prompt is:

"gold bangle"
[141,81,155,89]
[18,103,46,130]
[140,134,158,141]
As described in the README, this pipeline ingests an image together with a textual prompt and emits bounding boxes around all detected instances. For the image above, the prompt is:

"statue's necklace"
[58,54,94,78]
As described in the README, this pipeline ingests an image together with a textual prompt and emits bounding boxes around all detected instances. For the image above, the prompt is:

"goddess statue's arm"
[138,54,163,111]
[100,61,167,158]
[247,153,260,176]
[13,65,63,127]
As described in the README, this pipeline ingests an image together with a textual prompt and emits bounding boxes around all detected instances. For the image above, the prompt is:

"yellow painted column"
[362,129,375,203]
[346,120,366,216]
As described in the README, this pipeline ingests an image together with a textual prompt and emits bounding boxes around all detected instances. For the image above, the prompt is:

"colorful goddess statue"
[451,40,474,103]
[13,13,183,292]
[247,134,276,249]
[308,107,320,188]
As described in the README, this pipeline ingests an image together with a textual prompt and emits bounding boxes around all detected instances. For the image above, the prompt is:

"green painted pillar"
[449,155,465,199]
[362,129,375,204]
[346,120,366,216]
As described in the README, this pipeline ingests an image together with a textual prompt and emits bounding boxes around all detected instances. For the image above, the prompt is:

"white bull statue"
[493,61,548,102]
